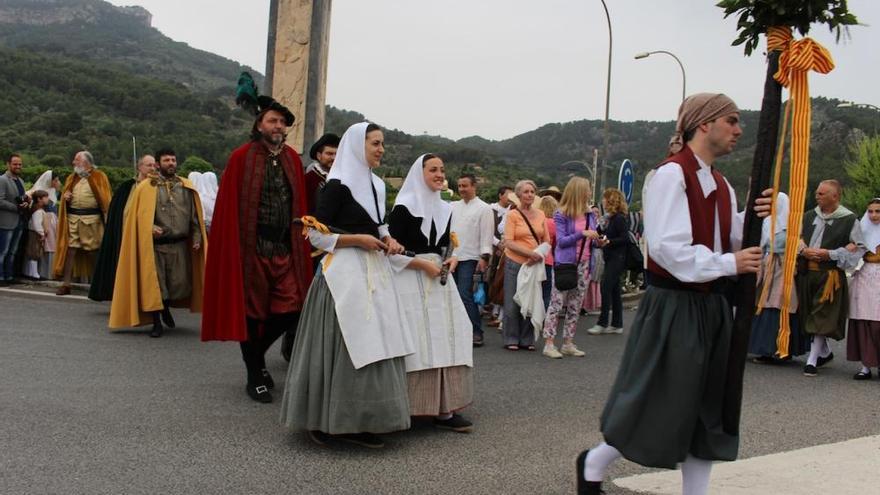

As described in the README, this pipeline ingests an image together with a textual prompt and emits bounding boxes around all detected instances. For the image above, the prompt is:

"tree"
[843,135,880,215]
[179,155,215,175]
[717,0,858,438]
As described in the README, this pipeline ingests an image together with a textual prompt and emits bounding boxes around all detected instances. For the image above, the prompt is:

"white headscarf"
[861,202,880,253]
[394,154,452,242]
[761,192,790,247]
[187,171,203,187]
[27,170,57,204]
[199,171,218,224]
[327,122,386,224]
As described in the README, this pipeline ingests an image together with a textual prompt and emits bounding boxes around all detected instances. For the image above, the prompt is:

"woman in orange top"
[502,180,551,350]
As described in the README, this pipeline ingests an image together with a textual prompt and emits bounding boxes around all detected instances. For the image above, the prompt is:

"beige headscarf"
[674,93,739,143]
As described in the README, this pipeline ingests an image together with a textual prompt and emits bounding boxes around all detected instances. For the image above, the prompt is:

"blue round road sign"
[618,159,634,204]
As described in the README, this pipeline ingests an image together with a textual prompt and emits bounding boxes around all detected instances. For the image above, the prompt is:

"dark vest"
[801,209,856,249]
[647,146,732,292]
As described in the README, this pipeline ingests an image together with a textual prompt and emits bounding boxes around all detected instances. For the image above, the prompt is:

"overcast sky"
[109,0,879,140]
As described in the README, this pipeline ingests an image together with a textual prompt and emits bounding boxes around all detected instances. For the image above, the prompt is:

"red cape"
[201,141,313,342]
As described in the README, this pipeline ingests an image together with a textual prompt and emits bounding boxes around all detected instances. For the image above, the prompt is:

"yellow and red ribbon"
[763,26,835,358]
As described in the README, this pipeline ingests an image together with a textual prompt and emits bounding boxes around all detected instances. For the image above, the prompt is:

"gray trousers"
[502,260,534,347]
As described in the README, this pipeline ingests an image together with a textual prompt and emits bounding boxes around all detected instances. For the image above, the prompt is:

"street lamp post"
[560,157,598,201]
[598,0,612,196]
[634,50,687,102]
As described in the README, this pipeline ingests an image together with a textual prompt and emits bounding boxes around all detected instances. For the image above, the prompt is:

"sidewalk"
[614,435,880,494]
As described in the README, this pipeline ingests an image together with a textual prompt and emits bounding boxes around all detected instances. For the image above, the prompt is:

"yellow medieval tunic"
[52,170,112,279]
[109,176,207,329]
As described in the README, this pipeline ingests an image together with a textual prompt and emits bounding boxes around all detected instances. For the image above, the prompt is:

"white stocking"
[584,442,622,482]
[680,455,713,495]
[820,336,832,357]
[807,336,827,366]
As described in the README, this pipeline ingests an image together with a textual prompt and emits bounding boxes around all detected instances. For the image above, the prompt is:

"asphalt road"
[1,288,878,494]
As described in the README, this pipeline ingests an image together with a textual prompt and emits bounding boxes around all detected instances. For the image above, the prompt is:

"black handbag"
[625,230,644,271]
[553,216,588,291]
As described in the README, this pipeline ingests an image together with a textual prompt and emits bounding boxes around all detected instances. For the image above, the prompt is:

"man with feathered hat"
[200,73,313,403]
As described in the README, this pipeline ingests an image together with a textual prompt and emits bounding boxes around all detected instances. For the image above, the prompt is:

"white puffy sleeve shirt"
[644,156,743,283]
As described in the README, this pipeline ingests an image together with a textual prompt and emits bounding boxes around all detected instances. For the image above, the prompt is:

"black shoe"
[817,352,834,368]
[803,364,818,377]
[150,321,164,338]
[336,432,384,449]
[281,331,293,362]
[752,355,779,365]
[307,430,331,446]
[434,414,473,433]
[261,369,275,390]
[161,307,176,328]
[576,450,605,494]
[853,370,873,380]
[246,383,272,403]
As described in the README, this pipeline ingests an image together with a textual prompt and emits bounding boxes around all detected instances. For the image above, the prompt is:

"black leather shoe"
[817,352,834,367]
[261,369,275,390]
[150,320,164,338]
[803,364,818,377]
[161,307,176,328]
[281,331,293,362]
[576,450,605,494]
[853,370,872,380]
[246,383,272,403]
[336,432,384,449]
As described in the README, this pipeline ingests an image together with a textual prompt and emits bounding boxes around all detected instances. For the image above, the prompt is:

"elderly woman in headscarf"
[280,122,414,450]
[388,153,474,433]
[748,192,808,363]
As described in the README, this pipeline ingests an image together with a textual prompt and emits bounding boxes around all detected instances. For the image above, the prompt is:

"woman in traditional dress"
[847,198,880,380]
[502,179,551,351]
[280,122,413,449]
[542,177,600,359]
[388,153,474,433]
[749,192,808,363]
[25,171,59,279]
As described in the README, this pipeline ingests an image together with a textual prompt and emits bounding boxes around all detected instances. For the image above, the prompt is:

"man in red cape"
[201,83,313,404]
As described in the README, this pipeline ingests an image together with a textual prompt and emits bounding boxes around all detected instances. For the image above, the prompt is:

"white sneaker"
[560,343,585,357]
[603,326,623,334]
[543,343,563,359]
[586,324,607,335]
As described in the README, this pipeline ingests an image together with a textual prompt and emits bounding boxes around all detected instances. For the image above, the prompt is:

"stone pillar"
[265,0,332,154]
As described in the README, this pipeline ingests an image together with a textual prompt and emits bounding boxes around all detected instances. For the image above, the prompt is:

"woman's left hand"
[443,256,459,274]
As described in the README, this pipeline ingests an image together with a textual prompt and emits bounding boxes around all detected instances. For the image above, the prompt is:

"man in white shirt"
[451,174,495,347]
[577,93,770,495]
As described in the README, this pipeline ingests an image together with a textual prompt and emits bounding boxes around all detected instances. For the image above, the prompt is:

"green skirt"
[600,286,738,469]
[798,268,848,340]
[279,273,411,434]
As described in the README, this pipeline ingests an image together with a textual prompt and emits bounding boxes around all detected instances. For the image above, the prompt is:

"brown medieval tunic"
[153,175,202,301]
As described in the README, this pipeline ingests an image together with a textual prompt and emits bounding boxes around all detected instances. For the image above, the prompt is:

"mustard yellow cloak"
[53,170,113,278]
[109,176,207,329]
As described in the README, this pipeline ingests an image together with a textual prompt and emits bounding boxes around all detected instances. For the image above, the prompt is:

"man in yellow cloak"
[109,148,207,337]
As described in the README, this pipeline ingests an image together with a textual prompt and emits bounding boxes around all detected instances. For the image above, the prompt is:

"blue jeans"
[0,223,24,280]
[454,259,482,338]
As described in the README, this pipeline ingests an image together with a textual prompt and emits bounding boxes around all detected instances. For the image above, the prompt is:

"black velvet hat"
[309,133,341,160]
[235,72,295,126]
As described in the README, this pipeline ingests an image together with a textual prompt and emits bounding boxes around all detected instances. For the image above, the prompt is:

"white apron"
[322,247,415,369]
[395,253,474,373]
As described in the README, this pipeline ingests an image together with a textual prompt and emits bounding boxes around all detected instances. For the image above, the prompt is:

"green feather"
[235,72,259,115]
